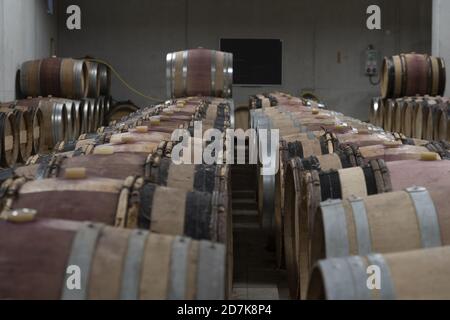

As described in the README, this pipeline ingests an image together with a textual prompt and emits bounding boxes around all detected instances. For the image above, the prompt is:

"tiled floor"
[230,163,289,300]
[232,221,289,300]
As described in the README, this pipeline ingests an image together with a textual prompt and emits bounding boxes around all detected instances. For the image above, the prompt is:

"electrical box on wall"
[365,46,379,76]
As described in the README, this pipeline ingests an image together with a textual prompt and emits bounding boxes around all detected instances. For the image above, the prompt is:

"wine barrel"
[275,144,363,269]
[400,98,415,137]
[308,246,450,300]
[288,158,448,298]
[33,152,220,190]
[382,99,396,132]
[425,141,450,159]
[16,97,68,151]
[0,104,31,163]
[427,100,450,141]
[14,98,45,155]
[93,140,164,157]
[97,96,107,127]
[20,57,88,99]
[19,59,41,97]
[311,186,448,286]
[371,98,382,127]
[38,98,68,152]
[48,98,78,142]
[87,98,99,133]
[166,48,233,99]
[103,96,112,119]
[0,108,19,167]
[80,99,93,134]
[369,97,383,128]
[381,54,446,98]
[85,61,101,98]
[106,101,140,125]
[98,63,111,96]
[0,177,226,243]
[8,104,33,162]
[284,159,391,299]
[391,98,404,133]
[358,143,432,162]
[249,94,273,109]
[412,98,429,139]
[0,218,225,299]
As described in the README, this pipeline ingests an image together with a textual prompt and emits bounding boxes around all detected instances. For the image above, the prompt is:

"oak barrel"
[308,246,450,300]
[311,186,448,284]
[0,177,226,243]
[106,101,140,125]
[381,54,446,98]
[289,158,448,298]
[0,219,225,299]
[166,48,233,99]
[20,57,88,99]
[14,98,45,155]
[0,109,19,167]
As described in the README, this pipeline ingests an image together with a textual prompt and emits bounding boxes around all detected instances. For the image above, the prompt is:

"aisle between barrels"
[231,164,289,300]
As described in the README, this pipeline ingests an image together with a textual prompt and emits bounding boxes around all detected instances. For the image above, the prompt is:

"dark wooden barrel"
[381,54,446,98]
[0,218,225,299]
[166,48,233,98]
[308,246,450,300]
[98,63,111,96]
[20,57,88,99]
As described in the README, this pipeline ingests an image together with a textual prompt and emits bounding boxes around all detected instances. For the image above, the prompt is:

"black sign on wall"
[220,39,282,85]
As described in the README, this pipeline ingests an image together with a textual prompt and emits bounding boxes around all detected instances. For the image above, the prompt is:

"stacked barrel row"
[250,91,450,300]
[0,96,233,300]
[20,57,111,99]
[0,97,112,168]
[370,96,450,142]
[370,53,448,143]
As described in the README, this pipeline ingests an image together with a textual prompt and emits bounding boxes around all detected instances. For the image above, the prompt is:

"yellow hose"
[86,58,164,102]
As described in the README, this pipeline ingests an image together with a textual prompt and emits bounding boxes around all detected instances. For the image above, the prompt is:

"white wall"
[432,0,450,96]
[0,0,58,102]
[57,0,431,120]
